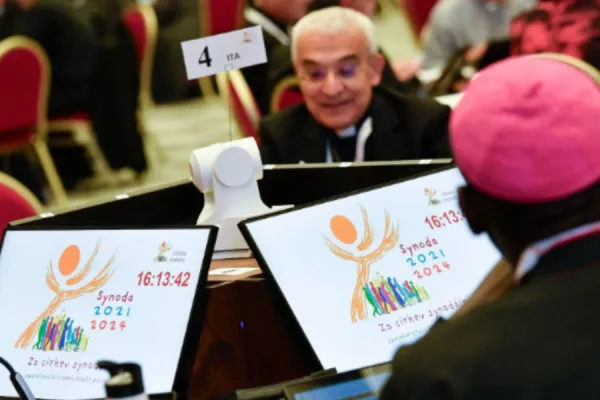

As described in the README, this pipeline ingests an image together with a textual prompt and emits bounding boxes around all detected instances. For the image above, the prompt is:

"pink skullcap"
[450,54,600,203]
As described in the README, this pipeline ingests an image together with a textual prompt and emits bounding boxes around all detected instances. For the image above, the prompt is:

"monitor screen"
[241,167,501,372]
[285,363,391,400]
[0,226,217,400]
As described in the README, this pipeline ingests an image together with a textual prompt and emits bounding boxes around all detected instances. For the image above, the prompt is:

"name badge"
[181,26,268,80]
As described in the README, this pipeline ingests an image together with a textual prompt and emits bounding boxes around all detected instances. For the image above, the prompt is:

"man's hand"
[465,42,489,64]
[391,57,421,82]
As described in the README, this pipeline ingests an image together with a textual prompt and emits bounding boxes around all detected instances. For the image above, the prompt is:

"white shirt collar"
[336,126,357,138]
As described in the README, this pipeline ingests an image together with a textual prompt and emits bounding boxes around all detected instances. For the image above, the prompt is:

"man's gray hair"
[290,6,377,63]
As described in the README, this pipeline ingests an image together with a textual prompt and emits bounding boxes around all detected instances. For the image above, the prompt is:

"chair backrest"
[0,36,49,137]
[401,0,438,38]
[201,0,246,36]
[216,69,261,142]
[271,76,304,113]
[0,172,43,242]
[122,5,158,110]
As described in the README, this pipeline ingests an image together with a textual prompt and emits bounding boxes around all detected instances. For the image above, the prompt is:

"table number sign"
[181,26,268,79]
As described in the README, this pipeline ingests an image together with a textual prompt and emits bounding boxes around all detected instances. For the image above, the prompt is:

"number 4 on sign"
[198,46,212,68]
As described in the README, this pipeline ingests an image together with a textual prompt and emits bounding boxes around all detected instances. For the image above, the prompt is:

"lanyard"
[244,8,290,45]
[325,117,373,163]
[514,221,600,283]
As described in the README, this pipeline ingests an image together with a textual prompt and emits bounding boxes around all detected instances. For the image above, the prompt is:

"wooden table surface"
[187,257,319,399]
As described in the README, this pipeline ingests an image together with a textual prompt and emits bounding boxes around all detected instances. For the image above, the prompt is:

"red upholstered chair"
[0,172,43,242]
[202,0,246,36]
[215,69,261,142]
[270,76,304,113]
[0,36,68,207]
[198,0,247,98]
[122,4,165,164]
[399,0,438,40]
[123,4,158,111]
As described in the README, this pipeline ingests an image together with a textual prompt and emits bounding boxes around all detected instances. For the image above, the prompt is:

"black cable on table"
[0,356,36,400]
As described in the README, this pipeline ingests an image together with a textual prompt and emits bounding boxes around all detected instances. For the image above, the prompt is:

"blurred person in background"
[0,0,99,192]
[259,7,450,164]
[393,0,536,83]
[511,0,600,69]
[242,0,312,114]
[0,0,148,195]
[0,0,97,118]
[309,0,378,15]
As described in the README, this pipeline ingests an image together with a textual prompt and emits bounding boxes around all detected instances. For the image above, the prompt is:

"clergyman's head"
[451,54,600,265]
[291,7,384,131]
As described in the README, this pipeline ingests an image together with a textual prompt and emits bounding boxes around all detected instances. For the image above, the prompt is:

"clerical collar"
[336,125,357,138]
[326,108,374,162]
[244,7,289,45]
[517,225,600,286]
[333,105,372,138]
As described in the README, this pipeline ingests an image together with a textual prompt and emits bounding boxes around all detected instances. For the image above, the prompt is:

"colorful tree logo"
[324,206,399,323]
[15,241,115,350]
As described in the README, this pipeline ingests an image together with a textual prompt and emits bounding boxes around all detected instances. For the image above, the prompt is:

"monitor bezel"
[283,362,391,399]
[0,225,218,400]
[238,165,457,371]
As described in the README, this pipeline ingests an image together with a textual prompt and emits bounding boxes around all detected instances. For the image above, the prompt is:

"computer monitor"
[240,167,501,372]
[14,160,452,228]
[0,226,218,400]
[284,363,391,400]
[260,160,452,206]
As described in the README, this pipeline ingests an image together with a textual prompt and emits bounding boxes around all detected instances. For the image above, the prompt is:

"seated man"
[242,0,311,114]
[381,54,600,398]
[0,0,98,117]
[394,0,536,83]
[259,7,450,164]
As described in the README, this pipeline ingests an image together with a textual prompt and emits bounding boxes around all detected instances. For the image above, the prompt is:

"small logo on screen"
[424,188,441,206]
[15,241,115,351]
[324,205,400,324]
[425,188,457,206]
[154,241,173,262]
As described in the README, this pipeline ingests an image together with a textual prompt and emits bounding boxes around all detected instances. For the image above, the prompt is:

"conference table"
[188,257,320,400]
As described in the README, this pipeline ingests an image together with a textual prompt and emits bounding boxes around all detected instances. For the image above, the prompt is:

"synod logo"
[243,31,254,43]
[425,188,457,206]
[154,241,173,262]
[324,206,400,323]
[16,242,115,351]
[424,188,441,206]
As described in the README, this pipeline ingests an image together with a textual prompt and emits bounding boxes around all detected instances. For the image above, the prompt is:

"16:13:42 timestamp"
[137,271,191,287]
